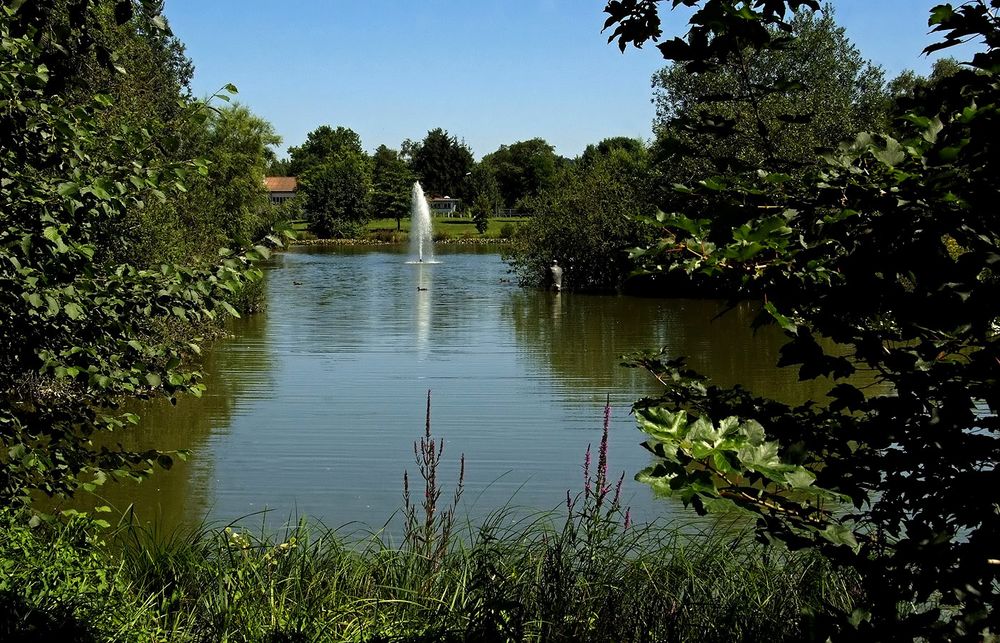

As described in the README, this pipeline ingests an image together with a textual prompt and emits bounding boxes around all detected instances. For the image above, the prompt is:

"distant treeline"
[275,5,958,291]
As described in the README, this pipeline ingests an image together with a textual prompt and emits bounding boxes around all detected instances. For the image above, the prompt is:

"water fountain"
[408,182,438,264]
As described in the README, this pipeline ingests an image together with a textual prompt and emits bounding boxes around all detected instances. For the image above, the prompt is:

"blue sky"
[162,1,978,159]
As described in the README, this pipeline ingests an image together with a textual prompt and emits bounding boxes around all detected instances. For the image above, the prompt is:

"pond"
[69,245,834,534]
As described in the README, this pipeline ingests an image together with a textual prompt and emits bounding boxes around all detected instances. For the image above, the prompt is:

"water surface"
[75,246,833,533]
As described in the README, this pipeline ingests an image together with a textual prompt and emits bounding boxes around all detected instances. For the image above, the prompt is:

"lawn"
[366,216,527,239]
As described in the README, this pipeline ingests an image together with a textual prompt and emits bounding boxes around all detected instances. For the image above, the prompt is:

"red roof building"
[265,176,297,205]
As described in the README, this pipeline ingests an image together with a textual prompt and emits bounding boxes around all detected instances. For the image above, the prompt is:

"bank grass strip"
[0,503,860,642]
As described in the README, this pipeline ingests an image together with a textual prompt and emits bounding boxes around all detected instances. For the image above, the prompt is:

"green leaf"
[821,524,860,553]
[636,407,689,442]
[145,373,162,388]
[64,302,83,320]
[873,138,905,167]
[764,301,797,332]
[737,420,766,445]
[737,441,782,471]
[219,300,241,318]
[90,177,113,200]
[786,469,816,489]
[928,4,954,26]
[57,182,79,197]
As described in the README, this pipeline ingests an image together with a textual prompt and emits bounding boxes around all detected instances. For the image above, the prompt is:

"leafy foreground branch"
[606,0,1000,638]
[0,1,294,510]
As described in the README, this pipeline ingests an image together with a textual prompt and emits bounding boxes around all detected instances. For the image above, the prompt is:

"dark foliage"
[608,0,1000,638]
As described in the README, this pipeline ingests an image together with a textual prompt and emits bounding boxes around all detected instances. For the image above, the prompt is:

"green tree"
[480,138,561,212]
[371,144,414,230]
[506,146,655,292]
[266,156,292,177]
[299,152,372,238]
[289,125,372,237]
[287,125,364,176]
[467,163,502,234]
[0,0,283,509]
[409,128,474,199]
[888,57,963,111]
[186,104,282,247]
[607,0,1000,637]
[649,3,886,203]
[578,136,647,168]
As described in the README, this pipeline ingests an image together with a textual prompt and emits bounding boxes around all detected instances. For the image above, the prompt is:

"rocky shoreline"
[291,237,511,247]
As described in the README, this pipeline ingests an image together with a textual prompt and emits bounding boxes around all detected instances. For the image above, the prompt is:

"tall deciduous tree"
[371,145,414,230]
[466,163,503,233]
[288,125,364,176]
[299,153,372,238]
[186,104,282,247]
[578,136,647,168]
[0,0,283,509]
[506,145,655,292]
[649,4,887,199]
[290,125,372,237]
[409,128,474,199]
[480,138,561,211]
[887,56,963,112]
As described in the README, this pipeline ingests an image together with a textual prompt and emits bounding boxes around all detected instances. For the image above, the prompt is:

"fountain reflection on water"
[406,182,440,264]
[415,263,431,357]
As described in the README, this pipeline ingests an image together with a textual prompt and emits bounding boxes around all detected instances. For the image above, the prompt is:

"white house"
[427,195,462,216]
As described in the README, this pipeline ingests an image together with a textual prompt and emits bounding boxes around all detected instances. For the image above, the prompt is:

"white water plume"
[409,182,436,263]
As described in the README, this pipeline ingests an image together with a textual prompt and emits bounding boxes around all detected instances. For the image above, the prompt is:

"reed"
[0,396,860,641]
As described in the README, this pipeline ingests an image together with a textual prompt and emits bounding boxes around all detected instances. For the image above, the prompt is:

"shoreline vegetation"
[285,215,522,247]
[5,0,999,638]
[0,507,856,642]
[2,397,860,641]
[292,237,512,247]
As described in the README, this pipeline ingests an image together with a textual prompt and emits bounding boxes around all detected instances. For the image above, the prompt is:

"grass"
[0,507,859,642]
[0,397,861,641]
[366,216,526,238]
[290,216,526,243]
[365,216,526,240]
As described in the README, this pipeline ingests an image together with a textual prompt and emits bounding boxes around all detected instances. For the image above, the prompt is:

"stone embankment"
[292,237,511,247]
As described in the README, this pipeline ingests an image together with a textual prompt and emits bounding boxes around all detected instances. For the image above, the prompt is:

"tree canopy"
[606,0,1000,637]
[479,138,562,212]
[506,143,655,292]
[408,128,474,199]
[371,145,414,230]
[649,3,887,198]
[0,0,287,509]
[288,125,364,176]
[289,125,372,237]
